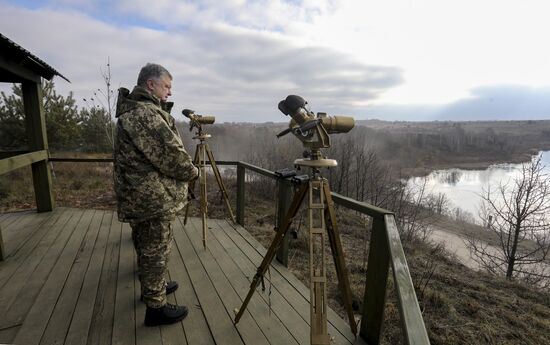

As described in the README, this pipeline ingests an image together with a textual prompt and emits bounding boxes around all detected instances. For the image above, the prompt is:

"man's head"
[137,63,173,101]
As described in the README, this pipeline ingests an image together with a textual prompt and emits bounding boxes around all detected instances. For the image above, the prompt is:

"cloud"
[435,85,550,120]
[367,85,550,121]
[0,2,403,122]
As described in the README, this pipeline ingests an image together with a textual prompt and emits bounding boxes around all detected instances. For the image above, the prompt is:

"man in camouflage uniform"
[114,63,198,326]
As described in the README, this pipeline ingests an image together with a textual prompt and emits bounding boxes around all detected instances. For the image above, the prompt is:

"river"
[407,151,550,221]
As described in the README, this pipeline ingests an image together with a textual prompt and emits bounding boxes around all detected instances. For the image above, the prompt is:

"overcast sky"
[2,0,550,122]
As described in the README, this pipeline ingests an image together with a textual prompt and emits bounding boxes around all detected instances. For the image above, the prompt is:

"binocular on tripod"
[182,108,216,133]
[277,94,355,165]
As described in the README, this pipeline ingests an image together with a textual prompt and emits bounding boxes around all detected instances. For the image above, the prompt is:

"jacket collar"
[116,86,173,117]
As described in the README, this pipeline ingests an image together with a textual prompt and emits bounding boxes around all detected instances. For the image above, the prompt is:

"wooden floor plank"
[209,218,310,345]
[0,209,70,312]
[39,210,105,345]
[112,222,137,345]
[64,211,114,345]
[0,210,37,230]
[183,217,272,345]
[2,211,52,258]
[161,270,188,345]
[87,214,122,345]
[0,208,56,268]
[172,218,245,345]
[0,324,19,344]
[0,211,21,230]
[0,209,67,285]
[166,228,215,345]
[13,209,96,345]
[196,218,302,345]
[0,210,45,238]
[0,208,78,329]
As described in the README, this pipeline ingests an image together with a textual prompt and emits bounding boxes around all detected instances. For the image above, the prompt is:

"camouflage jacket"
[114,86,198,222]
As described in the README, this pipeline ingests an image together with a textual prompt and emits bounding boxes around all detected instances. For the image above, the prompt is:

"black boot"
[144,303,189,326]
[166,280,178,295]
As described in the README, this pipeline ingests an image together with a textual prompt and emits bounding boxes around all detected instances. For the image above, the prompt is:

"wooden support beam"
[236,163,245,225]
[275,178,293,266]
[0,224,5,261]
[0,150,48,175]
[22,81,54,212]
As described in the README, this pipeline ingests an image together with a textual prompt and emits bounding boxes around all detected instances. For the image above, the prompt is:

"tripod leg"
[205,144,236,223]
[234,183,309,324]
[308,179,330,345]
[199,144,208,248]
[323,181,357,336]
[184,143,201,225]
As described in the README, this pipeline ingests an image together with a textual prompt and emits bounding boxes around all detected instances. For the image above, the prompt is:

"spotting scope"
[182,108,215,132]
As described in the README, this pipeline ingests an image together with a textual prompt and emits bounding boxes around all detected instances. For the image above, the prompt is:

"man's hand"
[190,166,199,181]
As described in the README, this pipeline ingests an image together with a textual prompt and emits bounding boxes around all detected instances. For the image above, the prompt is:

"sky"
[1,0,550,122]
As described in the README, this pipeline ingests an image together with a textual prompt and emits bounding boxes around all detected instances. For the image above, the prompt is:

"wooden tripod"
[184,133,235,248]
[234,167,357,344]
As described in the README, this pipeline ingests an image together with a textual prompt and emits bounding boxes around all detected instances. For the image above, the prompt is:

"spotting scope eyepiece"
[182,108,194,118]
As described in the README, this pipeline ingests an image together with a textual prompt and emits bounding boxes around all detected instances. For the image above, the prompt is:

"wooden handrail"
[0,150,48,175]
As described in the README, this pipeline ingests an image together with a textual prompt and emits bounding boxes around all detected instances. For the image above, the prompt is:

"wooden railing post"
[360,216,391,344]
[275,178,293,266]
[22,81,54,212]
[236,163,245,225]
[0,224,5,261]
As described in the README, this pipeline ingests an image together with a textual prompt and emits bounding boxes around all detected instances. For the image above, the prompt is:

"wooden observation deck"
[0,208,366,345]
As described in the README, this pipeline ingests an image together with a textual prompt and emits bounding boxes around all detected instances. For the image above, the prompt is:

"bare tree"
[83,58,116,149]
[466,155,550,286]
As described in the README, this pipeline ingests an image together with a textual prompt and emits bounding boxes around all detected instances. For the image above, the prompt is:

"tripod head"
[182,108,215,139]
[276,95,355,167]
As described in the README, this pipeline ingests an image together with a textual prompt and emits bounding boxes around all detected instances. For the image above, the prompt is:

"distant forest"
[177,119,550,173]
[2,80,550,180]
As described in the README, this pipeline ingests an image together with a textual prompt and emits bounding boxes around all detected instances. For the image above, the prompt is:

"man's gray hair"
[137,63,172,86]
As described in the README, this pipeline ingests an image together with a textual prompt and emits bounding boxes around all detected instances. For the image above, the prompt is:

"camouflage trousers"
[130,218,173,308]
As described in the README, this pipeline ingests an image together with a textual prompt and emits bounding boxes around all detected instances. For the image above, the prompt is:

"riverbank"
[402,150,540,178]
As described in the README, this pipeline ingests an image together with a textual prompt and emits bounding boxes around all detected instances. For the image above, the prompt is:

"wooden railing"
[43,157,430,345]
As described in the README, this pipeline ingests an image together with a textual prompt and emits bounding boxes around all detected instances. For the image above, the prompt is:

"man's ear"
[146,79,155,91]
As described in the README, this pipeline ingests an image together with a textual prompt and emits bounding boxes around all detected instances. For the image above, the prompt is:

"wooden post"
[276,178,293,266]
[360,216,390,344]
[0,224,5,261]
[22,81,54,212]
[236,163,245,225]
